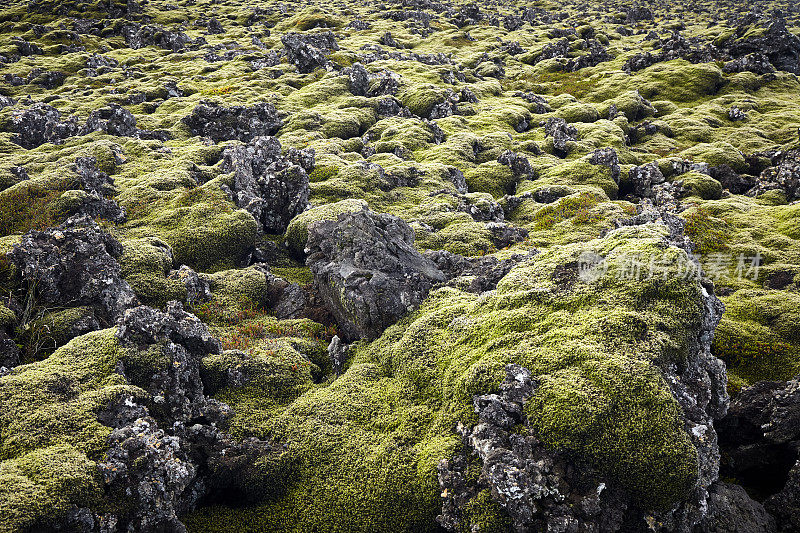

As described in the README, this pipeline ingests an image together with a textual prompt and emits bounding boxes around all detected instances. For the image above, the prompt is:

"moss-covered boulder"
[284,199,367,255]
[187,221,726,531]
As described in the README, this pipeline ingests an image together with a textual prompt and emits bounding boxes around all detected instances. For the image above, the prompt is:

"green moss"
[0,444,102,533]
[144,202,257,272]
[463,161,515,198]
[269,267,313,286]
[681,204,730,254]
[17,306,97,363]
[275,7,345,31]
[677,142,747,172]
[0,305,15,328]
[413,211,495,257]
[0,181,66,237]
[457,489,512,533]
[187,224,710,531]
[398,85,448,118]
[557,102,600,123]
[677,171,723,200]
[531,191,606,230]
[0,329,146,529]
[120,237,186,308]
[203,267,272,309]
[713,289,800,386]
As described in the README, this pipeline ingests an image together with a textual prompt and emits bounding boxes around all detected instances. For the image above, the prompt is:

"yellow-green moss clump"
[187,223,708,531]
[0,329,145,531]
[714,289,800,389]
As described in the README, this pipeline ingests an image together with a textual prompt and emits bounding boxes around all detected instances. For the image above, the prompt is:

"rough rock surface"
[182,101,283,142]
[72,157,127,222]
[281,31,339,73]
[424,249,535,293]
[717,376,800,532]
[543,117,577,157]
[84,302,277,531]
[221,136,311,232]
[305,207,446,340]
[9,103,80,148]
[748,150,800,200]
[7,215,138,324]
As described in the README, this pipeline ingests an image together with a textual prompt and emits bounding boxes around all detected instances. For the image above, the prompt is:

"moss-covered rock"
[187,223,717,530]
[284,199,367,255]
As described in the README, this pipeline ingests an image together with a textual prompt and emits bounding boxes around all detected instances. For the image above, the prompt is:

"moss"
[463,161,516,198]
[275,7,345,31]
[0,329,146,528]
[186,224,710,530]
[713,289,800,386]
[143,202,257,272]
[0,305,15,328]
[269,267,313,286]
[3,0,800,527]
[0,444,102,533]
[457,489,513,533]
[120,237,186,308]
[681,204,730,254]
[413,211,495,257]
[531,192,606,230]
[677,142,747,172]
[602,90,657,121]
[284,199,367,255]
[397,84,448,118]
[0,329,135,460]
[203,267,272,309]
[0,181,67,237]
[557,102,600,123]
[17,306,97,363]
[307,165,340,183]
[677,171,723,200]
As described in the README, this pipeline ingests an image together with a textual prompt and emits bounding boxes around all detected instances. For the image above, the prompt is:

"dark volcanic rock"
[725,18,800,74]
[8,215,138,324]
[497,150,532,177]
[543,117,577,157]
[486,221,528,248]
[82,104,138,137]
[182,101,282,142]
[723,52,776,74]
[625,162,666,199]
[221,136,311,232]
[424,249,535,293]
[94,302,277,531]
[305,207,446,340]
[589,147,621,183]
[123,23,206,52]
[565,39,613,71]
[717,376,800,532]
[9,103,80,148]
[748,150,800,200]
[697,482,776,533]
[282,31,339,73]
[710,164,755,195]
[69,157,127,222]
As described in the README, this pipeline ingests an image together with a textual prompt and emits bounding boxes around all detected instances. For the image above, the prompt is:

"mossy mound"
[187,223,710,530]
[0,329,146,530]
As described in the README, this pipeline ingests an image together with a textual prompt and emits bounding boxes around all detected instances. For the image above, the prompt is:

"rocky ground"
[0,0,799,531]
